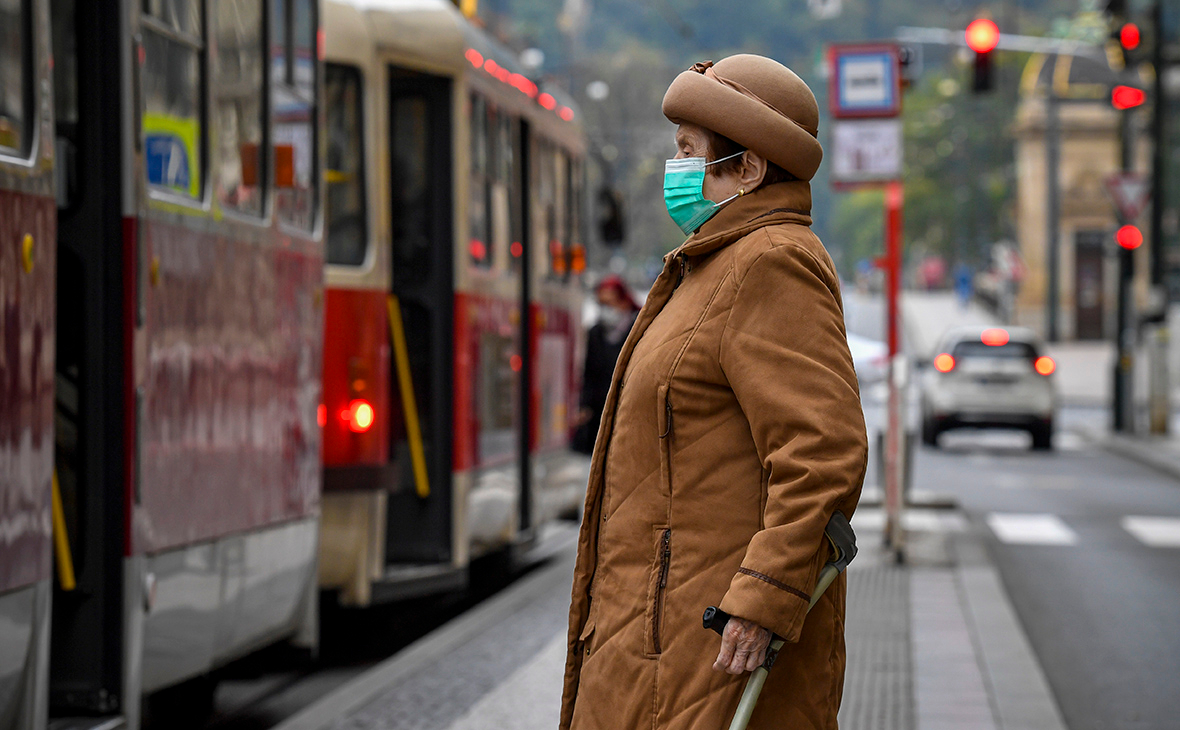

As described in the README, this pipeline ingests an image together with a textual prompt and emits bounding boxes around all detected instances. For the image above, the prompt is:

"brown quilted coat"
[561,181,868,730]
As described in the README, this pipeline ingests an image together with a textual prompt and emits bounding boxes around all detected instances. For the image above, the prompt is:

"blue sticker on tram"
[145,134,191,190]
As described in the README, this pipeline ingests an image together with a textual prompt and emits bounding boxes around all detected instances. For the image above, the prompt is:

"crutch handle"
[702,512,859,730]
[702,606,732,637]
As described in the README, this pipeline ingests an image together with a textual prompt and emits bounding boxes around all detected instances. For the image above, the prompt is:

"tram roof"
[326,0,583,145]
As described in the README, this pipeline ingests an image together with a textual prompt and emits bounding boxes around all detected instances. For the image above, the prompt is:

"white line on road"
[987,513,1078,545]
[1121,516,1180,547]
[851,508,967,532]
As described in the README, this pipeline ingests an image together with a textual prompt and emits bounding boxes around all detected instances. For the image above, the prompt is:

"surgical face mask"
[663,151,745,235]
[599,306,626,329]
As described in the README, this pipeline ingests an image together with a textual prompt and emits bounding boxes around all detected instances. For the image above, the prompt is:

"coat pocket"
[657,383,672,497]
[577,609,597,662]
[643,526,672,656]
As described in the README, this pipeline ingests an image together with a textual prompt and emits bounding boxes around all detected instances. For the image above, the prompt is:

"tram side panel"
[0,0,55,726]
[131,0,324,694]
[527,133,587,525]
[454,87,531,559]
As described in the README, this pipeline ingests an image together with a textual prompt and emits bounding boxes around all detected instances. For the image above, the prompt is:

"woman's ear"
[739,152,768,193]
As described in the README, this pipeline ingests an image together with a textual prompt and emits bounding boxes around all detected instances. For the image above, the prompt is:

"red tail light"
[934,353,956,373]
[1034,356,1056,376]
[981,328,1009,346]
[342,399,375,433]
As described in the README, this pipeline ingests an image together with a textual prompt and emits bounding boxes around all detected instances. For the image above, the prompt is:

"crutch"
[702,511,858,730]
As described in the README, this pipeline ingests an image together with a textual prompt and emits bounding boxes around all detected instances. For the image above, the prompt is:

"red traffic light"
[1111,84,1146,109]
[1120,23,1141,50]
[965,19,1000,54]
[1116,225,1143,250]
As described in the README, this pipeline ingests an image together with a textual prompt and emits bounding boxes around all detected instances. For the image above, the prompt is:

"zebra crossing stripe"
[986,513,1078,545]
[1121,516,1180,547]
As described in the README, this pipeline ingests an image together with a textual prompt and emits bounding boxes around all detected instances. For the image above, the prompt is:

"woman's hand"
[712,616,772,674]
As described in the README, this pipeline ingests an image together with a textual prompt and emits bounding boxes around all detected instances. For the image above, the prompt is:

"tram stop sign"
[828,43,902,119]
[1105,173,1151,222]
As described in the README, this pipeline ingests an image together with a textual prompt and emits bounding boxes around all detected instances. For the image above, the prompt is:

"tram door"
[49,0,128,718]
[386,69,454,565]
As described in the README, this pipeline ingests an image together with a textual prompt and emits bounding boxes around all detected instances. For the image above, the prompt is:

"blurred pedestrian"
[561,55,868,730]
[955,263,974,309]
[572,276,640,455]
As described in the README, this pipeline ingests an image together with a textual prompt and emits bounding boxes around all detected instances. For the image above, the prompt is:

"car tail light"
[934,353,956,373]
[343,399,376,433]
[1034,356,1056,376]
[981,328,1009,346]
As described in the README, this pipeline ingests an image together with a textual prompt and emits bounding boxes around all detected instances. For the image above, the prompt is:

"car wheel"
[921,416,940,447]
[1030,422,1053,451]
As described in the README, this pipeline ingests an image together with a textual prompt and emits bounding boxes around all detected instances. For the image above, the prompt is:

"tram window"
[141,11,204,198]
[0,0,30,156]
[468,93,491,267]
[391,95,431,277]
[550,148,569,280]
[52,0,78,207]
[214,0,264,216]
[507,117,523,271]
[143,0,201,37]
[569,157,584,268]
[273,0,316,230]
[325,64,367,266]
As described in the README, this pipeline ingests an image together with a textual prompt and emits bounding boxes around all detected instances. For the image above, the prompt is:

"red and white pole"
[883,180,905,558]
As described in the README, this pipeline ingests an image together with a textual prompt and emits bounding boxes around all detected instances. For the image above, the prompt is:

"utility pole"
[1046,84,1061,342]
[1113,108,1137,432]
[1147,0,1170,434]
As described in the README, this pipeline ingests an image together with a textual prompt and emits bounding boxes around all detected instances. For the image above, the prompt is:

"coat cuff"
[718,567,811,642]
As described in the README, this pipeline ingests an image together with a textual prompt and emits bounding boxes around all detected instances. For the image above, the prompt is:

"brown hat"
[662,54,823,181]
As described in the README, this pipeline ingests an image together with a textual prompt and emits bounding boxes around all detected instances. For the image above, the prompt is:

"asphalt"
[917,427,1180,730]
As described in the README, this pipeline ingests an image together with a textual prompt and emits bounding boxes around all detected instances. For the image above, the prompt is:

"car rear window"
[952,341,1038,359]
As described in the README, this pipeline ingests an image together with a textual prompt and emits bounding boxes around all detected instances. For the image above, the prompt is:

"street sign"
[1104,173,1151,221]
[828,43,901,118]
[830,119,902,185]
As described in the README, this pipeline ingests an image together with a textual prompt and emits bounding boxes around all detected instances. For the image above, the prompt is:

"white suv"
[919,326,1057,450]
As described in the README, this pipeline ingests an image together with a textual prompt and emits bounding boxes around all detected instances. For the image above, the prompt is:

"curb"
[1102,434,1180,482]
[952,528,1069,730]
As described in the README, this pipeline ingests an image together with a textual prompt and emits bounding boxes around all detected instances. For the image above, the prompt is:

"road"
[914,431,1180,730]
[853,288,1180,729]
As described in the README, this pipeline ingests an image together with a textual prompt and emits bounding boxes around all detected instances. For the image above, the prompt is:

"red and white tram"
[318,0,588,606]
[2,0,324,727]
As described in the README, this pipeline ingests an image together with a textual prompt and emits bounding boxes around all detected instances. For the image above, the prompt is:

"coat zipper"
[660,389,672,439]
[652,528,672,653]
[675,255,686,288]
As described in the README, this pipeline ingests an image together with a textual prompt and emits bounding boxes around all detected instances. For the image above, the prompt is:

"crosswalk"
[852,508,1180,548]
[987,512,1180,548]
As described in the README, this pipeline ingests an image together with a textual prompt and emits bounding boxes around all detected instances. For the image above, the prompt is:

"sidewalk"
[274,516,1066,730]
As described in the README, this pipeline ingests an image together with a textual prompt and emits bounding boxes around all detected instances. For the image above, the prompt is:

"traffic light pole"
[1114,111,1136,432]
[1147,0,1170,435]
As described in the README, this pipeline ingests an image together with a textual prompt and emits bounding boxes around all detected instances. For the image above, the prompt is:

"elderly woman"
[560,55,868,730]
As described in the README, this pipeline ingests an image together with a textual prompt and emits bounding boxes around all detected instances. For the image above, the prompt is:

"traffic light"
[1116,224,1143,250]
[1119,22,1140,51]
[965,19,1000,92]
[1111,84,1146,110]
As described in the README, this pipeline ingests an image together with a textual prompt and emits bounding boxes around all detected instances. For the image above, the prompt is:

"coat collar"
[667,180,813,261]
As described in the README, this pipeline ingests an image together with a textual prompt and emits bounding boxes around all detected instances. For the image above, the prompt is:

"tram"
[2,0,324,727]
[318,0,589,606]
